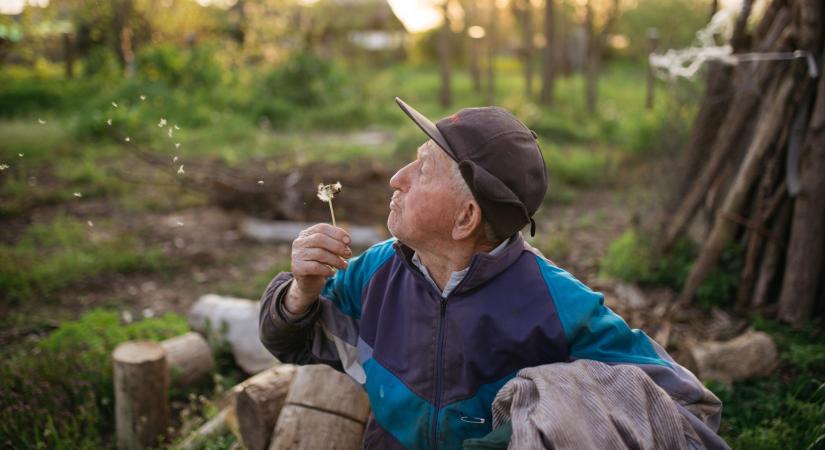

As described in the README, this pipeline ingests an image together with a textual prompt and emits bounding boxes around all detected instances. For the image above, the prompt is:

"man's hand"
[285,223,352,315]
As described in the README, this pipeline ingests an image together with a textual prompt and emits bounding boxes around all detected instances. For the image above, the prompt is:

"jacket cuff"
[273,279,320,327]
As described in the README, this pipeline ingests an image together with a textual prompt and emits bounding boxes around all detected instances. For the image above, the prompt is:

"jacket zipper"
[430,297,448,450]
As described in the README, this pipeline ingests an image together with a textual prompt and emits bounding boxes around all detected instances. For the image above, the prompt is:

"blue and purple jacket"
[259,235,727,450]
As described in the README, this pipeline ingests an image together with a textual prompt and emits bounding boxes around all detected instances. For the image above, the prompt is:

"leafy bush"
[0,309,189,448]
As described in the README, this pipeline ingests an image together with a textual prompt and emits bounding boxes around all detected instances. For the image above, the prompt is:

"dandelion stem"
[328,199,337,227]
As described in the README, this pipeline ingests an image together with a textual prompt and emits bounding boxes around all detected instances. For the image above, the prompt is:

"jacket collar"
[393,233,526,296]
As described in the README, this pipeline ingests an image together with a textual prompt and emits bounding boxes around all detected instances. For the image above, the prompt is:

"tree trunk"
[584,0,596,114]
[113,341,170,450]
[438,1,452,108]
[160,332,215,388]
[540,0,555,105]
[486,0,497,104]
[513,0,534,97]
[465,0,483,93]
[778,50,825,325]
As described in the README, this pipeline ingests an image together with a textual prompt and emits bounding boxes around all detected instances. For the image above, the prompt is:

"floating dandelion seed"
[177,165,185,175]
[158,118,167,128]
[317,181,342,227]
[38,118,46,124]
[18,153,23,157]
[257,180,264,185]
[140,95,146,101]
[88,220,94,227]
[168,128,174,138]
[73,192,82,198]
[0,164,9,171]
[175,220,184,227]
[174,124,180,130]
[175,143,180,149]
[112,101,118,108]
[125,137,130,142]
[173,156,179,163]
[106,118,112,126]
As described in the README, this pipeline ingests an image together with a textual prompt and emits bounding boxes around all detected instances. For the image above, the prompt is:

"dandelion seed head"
[177,164,185,175]
[37,118,46,124]
[112,101,118,108]
[317,181,342,202]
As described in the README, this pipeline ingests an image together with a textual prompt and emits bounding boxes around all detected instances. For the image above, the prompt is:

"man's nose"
[389,164,409,191]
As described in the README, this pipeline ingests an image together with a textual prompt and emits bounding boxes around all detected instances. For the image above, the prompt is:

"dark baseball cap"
[395,97,548,238]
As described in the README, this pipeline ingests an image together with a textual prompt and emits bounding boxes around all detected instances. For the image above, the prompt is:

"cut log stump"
[161,332,215,388]
[237,364,297,450]
[687,330,778,384]
[113,341,170,450]
[269,364,370,450]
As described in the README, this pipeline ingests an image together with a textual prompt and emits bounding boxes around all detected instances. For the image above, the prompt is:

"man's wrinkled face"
[387,141,462,248]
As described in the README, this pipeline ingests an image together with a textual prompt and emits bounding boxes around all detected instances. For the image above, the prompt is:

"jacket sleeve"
[258,238,397,381]
[537,259,730,450]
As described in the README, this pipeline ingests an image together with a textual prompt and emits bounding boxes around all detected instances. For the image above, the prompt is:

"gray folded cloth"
[492,359,713,450]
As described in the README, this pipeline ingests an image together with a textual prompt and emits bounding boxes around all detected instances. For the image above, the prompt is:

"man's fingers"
[293,260,336,278]
[299,232,352,258]
[298,248,348,269]
[299,223,352,245]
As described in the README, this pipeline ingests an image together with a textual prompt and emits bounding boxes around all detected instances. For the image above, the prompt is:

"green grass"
[0,309,190,449]
[712,318,825,449]
[0,212,173,304]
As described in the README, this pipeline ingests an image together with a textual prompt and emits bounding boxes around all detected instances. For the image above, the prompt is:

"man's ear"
[452,199,483,241]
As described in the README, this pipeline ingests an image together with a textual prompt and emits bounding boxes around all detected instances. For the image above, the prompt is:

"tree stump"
[269,364,370,450]
[686,330,779,384]
[113,341,170,450]
[237,364,297,450]
[161,332,215,388]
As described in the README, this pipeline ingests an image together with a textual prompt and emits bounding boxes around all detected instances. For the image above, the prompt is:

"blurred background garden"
[1,0,824,448]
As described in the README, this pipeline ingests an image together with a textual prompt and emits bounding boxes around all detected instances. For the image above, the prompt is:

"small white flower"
[173,156,179,163]
[106,118,112,126]
[18,153,23,157]
[37,118,46,124]
[125,137,130,142]
[112,101,118,108]
[0,164,9,171]
[158,118,167,128]
[168,128,173,138]
[142,308,155,318]
[175,143,180,149]
[177,164,184,175]
[73,192,82,198]
[174,124,180,130]
[140,95,146,101]
[257,180,264,185]
[87,220,94,227]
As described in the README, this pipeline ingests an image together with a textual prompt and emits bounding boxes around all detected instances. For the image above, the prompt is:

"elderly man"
[259,98,726,449]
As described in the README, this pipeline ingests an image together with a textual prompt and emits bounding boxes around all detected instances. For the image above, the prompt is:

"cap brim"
[395,97,458,162]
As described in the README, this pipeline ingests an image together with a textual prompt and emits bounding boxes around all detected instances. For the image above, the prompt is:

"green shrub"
[695,243,744,310]
[601,230,697,290]
[0,309,189,448]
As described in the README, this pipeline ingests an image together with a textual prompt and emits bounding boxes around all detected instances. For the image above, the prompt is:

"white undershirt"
[410,237,510,298]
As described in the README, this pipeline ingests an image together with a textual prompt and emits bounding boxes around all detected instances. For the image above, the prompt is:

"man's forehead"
[417,140,439,159]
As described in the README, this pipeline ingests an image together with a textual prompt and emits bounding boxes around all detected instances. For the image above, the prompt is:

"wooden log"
[237,364,297,450]
[778,48,825,324]
[687,330,779,384]
[269,364,370,450]
[161,332,215,388]
[679,74,797,304]
[113,341,170,450]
